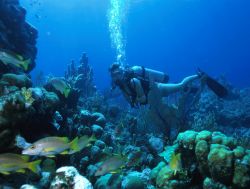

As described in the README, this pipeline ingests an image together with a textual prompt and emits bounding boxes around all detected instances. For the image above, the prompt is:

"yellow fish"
[22,137,78,157]
[0,153,41,175]
[22,135,96,157]
[0,50,31,71]
[49,77,71,98]
[95,154,128,176]
[69,135,96,154]
[169,153,182,172]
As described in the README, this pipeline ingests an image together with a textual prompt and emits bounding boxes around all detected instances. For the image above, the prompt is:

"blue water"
[21,0,250,89]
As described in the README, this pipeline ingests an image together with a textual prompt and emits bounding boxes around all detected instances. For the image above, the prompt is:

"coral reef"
[44,52,98,110]
[188,87,250,146]
[122,170,150,189]
[20,185,39,189]
[50,166,93,189]
[0,0,37,73]
[65,52,96,98]
[151,130,250,189]
[94,174,122,189]
[1,2,250,189]
[0,81,59,151]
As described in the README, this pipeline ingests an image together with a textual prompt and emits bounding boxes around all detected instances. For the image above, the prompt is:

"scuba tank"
[131,66,169,83]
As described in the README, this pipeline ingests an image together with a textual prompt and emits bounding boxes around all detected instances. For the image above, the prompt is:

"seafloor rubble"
[0,1,250,189]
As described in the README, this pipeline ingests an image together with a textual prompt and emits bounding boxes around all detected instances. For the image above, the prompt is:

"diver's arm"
[158,75,199,96]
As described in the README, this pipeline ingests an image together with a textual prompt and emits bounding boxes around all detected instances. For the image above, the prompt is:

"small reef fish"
[69,135,96,154]
[22,136,79,157]
[22,136,95,157]
[0,49,31,71]
[0,153,41,175]
[49,78,71,98]
[95,154,128,176]
[169,153,182,172]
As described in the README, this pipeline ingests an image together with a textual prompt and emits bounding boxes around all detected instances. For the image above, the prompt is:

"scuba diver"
[109,63,228,107]
[109,62,228,136]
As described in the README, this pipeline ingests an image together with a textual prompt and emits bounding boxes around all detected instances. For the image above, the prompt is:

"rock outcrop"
[0,0,37,73]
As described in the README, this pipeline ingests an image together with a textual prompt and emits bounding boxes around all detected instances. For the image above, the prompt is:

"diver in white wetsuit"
[109,63,201,107]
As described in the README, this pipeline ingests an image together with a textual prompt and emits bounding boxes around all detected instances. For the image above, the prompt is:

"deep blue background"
[21,0,250,89]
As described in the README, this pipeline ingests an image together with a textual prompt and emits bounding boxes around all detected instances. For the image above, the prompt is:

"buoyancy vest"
[118,66,158,107]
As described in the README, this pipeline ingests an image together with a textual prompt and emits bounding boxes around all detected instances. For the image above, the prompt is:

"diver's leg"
[157,75,199,96]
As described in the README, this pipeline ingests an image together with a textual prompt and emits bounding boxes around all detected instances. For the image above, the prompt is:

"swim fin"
[205,75,228,98]
[198,69,228,98]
